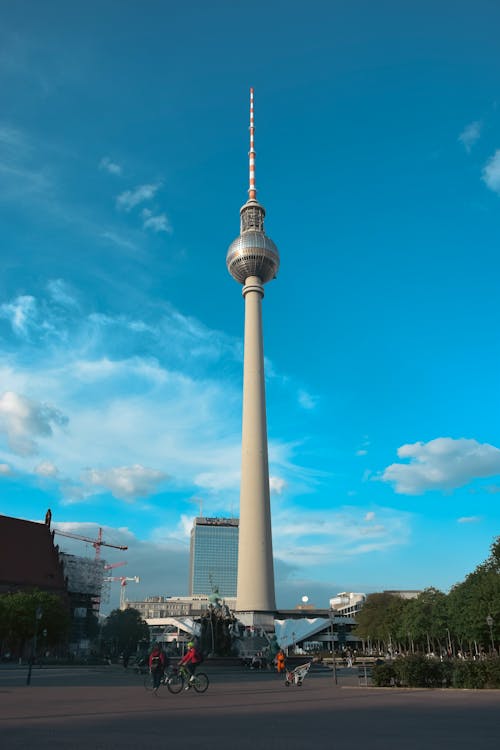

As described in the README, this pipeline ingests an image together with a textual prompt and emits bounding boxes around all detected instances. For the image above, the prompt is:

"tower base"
[235,610,276,633]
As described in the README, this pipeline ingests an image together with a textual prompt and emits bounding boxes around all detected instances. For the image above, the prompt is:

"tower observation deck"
[226,88,278,626]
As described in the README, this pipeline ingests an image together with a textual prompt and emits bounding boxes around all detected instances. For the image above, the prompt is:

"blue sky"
[2,0,500,611]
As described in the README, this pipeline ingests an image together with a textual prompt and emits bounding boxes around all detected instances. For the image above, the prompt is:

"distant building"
[384,590,422,600]
[127,594,237,620]
[189,517,239,597]
[329,592,366,617]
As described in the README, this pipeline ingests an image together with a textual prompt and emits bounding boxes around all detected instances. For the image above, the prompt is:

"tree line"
[355,536,500,656]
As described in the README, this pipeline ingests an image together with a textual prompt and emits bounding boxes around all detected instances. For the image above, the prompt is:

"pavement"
[1,665,499,749]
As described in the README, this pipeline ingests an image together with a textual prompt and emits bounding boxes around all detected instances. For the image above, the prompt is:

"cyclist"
[179,641,203,689]
[148,642,166,692]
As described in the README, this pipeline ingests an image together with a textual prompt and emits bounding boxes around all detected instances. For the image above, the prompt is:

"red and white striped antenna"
[248,87,256,200]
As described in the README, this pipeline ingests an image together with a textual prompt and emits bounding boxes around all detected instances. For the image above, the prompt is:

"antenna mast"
[249,87,256,200]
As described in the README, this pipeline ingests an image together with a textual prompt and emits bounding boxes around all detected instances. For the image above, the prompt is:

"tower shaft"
[236,276,276,613]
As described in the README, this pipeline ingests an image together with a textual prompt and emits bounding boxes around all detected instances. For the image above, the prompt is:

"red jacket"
[149,649,166,669]
[179,646,201,665]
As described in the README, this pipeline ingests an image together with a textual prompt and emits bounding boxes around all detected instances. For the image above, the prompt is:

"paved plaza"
[1,666,499,749]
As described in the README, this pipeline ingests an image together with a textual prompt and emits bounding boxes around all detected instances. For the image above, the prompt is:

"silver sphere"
[226,231,280,284]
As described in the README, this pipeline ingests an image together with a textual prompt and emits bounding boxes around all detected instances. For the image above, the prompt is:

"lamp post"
[329,612,337,684]
[26,606,43,686]
[486,615,494,654]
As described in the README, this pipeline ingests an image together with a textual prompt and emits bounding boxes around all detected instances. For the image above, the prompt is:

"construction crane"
[104,576,140,610]
[104,561,127,571]
[53,526,128,560]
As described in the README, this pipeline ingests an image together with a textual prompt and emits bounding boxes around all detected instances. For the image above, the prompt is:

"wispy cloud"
[34,461,59,477]
[298,389,318,410]
[457,516,481,524]
[142,208,172,234]
[272,505,412,567]
[482,150,500,194]
[0,285,315,506]
[99,156,122,176]
[82,465,168,501]
[116,183,161,211]
[458,121,482,152]
[379,437,500,495]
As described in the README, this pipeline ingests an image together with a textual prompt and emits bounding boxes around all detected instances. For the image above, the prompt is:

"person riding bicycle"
[148,643,166,692]
[179,641,203,688]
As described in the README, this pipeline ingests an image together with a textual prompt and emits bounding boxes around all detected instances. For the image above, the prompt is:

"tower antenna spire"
[248,87,256,201]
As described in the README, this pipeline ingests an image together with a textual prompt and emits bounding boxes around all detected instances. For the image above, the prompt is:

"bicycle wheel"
[166,672,184,694]
[143,673,155,691]
[193,672,209,693]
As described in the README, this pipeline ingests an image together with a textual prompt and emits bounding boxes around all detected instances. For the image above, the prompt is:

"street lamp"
[26,606,43,686]
[329,611,337,684]
[486,615,494,654]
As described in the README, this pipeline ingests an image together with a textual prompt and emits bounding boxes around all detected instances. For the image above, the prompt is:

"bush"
[451,660,488,689]
[392,655,444,688]
[371,662,396,687]
[484,658,500,688]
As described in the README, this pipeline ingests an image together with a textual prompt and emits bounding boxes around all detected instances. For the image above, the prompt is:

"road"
[1,665,499,749]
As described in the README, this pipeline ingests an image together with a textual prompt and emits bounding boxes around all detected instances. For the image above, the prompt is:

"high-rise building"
[226,88,279,627]
[189,517,239,597]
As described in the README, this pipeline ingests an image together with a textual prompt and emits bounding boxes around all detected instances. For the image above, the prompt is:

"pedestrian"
[148,643,166,693]
[276,648,286,674]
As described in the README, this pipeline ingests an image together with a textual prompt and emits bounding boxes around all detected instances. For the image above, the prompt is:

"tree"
[101,608,149,658]
[355,592,408,650]
[0,590,70,657]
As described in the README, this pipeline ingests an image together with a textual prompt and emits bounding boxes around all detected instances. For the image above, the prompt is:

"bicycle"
[166,664,209,694]
[143,665,174,693]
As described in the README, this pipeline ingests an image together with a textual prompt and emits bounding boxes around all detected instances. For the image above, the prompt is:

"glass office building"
[189,517,239,597]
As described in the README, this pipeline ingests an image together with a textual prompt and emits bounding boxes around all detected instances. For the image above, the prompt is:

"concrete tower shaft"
[226,89,277,621]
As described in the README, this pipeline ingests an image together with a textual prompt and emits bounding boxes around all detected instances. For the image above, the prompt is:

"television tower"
[226,88,279,626]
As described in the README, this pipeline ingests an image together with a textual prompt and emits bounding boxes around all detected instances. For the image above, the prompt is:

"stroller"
[284,661,311,687]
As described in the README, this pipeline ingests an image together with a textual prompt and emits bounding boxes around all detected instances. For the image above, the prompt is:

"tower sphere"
[226,226,280,284]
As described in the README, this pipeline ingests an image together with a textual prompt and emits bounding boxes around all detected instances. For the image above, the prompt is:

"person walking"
[276,648,286,675]
[148,643,166,693]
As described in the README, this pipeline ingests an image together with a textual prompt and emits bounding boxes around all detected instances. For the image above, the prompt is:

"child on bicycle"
[179,641,203,688]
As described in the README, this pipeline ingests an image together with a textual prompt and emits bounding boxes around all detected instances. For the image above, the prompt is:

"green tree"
[402,588,448,653]
[355,592,408,650]
[0,590,70,656]
[101,608,149,658]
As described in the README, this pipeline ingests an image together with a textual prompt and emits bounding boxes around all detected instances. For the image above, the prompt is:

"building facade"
[189,517,239,597]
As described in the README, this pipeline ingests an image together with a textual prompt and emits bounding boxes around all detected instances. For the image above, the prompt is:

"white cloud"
[116,183,161,211]
[46,279,79,310]
[82,464,168,501]
[142,208,172,234]
[0,295,37,337]
[356,449,367,456]
[0,391,68,456]
[0,287,316,506]
[270,476,287,495]
[34,460,59,477]
[458,121,481,152]
[482,150,500,195]
[457,516,481,524]
[380,437,500,495]
[272,505,411,567]
[298,389,317,410]
[99,156,122,176]
[0,463,13,476]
